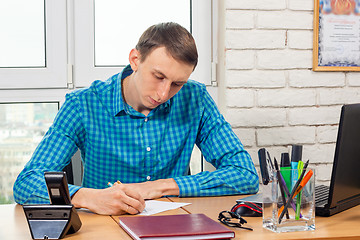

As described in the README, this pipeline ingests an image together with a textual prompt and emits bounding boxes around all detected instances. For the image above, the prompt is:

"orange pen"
[293,169,313,198]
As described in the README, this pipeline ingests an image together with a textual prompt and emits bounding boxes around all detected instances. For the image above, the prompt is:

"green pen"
[280,153,292,191]
[295,160,304,220]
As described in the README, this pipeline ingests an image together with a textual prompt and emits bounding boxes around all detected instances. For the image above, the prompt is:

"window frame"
[0,89,68,105]
[0,0,68,89]
[73,0,213,87]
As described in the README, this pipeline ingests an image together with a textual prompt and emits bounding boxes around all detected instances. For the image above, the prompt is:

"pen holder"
[262,168,315,233]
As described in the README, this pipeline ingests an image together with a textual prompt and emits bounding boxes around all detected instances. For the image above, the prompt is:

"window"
[0,0,215,203]
[0,102,58,204]
[73,0,213,87]
[0,0,45,68]
[0,0,213,89]
[94,0,191,66]
[0,0,67,88]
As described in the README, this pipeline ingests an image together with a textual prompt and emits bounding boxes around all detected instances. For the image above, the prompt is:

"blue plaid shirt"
[13,65,259,204]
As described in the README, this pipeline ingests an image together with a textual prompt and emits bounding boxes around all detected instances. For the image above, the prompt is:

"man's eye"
[172,82,183,87]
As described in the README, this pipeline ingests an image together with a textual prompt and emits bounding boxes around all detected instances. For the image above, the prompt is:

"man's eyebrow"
[153,70,167,78]
[153,70,187,83]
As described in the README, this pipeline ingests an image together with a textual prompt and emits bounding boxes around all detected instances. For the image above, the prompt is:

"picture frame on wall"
[313,0,360,71]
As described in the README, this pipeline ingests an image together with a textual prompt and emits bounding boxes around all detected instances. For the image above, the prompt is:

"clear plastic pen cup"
[262,168,315,233]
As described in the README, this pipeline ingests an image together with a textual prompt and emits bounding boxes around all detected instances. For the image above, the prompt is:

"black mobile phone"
[258,148,274,185]
[44,171,71,205]
[23,172,82,239]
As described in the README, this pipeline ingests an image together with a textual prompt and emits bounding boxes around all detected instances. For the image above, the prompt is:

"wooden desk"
[2,196,360,240]
[0,204,125,240]
[169,195,360,240]
[0,198,189,240]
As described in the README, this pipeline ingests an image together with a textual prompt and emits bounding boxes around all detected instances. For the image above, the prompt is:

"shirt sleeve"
[174,87,259,197]
[13,93,85,204]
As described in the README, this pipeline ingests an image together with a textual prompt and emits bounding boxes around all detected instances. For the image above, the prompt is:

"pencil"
[107,180,122,187]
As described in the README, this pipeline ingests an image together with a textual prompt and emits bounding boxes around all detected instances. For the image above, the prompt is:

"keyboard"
[315,185,330,207]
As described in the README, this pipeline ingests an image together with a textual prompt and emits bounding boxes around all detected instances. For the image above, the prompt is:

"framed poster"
[313,0,360,71]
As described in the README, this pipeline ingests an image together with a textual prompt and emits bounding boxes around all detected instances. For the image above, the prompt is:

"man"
[14,22,259,215]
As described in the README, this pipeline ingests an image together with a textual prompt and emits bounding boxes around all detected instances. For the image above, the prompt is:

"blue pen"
[291,145,303,190]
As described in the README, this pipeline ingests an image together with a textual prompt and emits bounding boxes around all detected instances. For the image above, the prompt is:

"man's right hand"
[71,184,145,215]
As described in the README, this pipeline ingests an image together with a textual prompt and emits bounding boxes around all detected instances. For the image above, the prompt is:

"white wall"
[222,0,360,184]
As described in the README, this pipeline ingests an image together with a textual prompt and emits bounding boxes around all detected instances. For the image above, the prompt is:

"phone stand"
[23,205,81,239]
[23,172,82,239]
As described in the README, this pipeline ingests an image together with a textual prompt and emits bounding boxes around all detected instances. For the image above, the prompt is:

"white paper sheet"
[139,200,191,216]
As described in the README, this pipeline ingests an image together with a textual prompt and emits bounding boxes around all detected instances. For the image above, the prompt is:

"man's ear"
[129,48,141,72]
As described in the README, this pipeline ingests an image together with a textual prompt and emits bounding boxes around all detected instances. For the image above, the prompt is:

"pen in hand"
[107,180,122,187]
[106,180,143,214]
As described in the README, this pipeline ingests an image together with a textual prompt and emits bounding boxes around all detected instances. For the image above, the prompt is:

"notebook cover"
[118,213,235,240]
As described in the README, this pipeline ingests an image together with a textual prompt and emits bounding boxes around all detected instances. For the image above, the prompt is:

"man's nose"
[157,81,171,101]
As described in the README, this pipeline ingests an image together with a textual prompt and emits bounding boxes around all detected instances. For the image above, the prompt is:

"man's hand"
[71,184,145,215]
[71,178,179,215]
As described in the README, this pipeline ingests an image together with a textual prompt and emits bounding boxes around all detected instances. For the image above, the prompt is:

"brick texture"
[223,0,358,184]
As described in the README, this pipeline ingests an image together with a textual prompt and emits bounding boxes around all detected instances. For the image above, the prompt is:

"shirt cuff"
[173,175,201,197]
[68,184,82,198]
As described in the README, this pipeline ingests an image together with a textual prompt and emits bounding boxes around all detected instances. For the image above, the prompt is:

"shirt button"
[146,147,151,152]
[146,176,151,181]
[144,118,148,122]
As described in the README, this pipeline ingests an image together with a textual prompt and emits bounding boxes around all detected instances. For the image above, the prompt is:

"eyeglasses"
[218,211,253,231]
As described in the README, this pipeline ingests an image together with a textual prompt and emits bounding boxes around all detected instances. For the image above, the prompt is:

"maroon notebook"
[118,213,235,240]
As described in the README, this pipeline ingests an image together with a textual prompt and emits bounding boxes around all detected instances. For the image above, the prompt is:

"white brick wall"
[226,11,255,29]
[226,50,255,69]
[257,126,316,146]
[257,50,313,69]
[287,31,313,49]
[226,108,286,128]
[289,70,345,87]
[226,70,286,88]
[257,11,313,29]
[348,73,360,86]
[226,30,286,49]
[257,89,316,107]
[317,126,338,143]
[288,0,313,11]
[223,0,360,184]
[226,0,286,10]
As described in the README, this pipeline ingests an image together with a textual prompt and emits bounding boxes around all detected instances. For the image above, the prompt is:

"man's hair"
[135,22,198,70]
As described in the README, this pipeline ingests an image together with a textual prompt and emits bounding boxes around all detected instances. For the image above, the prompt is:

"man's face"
[128,47,194,115]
